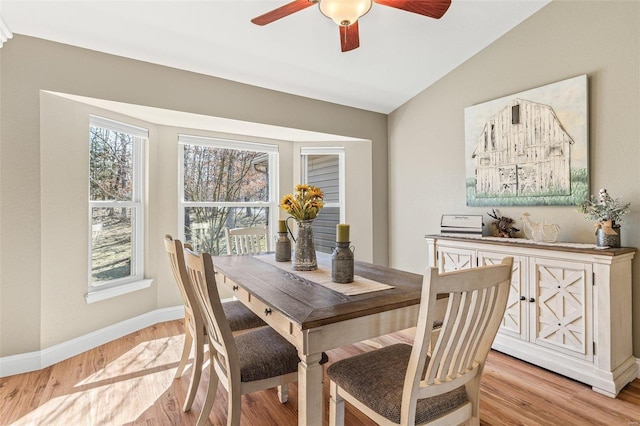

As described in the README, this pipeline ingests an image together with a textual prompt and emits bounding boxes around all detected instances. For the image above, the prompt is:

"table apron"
[301,305,420,354]
[220,274,445,356]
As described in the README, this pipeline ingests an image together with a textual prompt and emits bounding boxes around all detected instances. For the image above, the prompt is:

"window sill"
[85,279,154,304]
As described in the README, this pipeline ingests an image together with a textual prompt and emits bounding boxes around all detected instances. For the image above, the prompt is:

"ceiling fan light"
[319,0,372,26]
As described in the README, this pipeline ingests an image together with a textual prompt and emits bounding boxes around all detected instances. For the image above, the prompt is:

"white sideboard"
[425,234,637,397]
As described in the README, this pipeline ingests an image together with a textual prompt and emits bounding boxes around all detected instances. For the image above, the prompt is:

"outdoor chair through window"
[224,225,269,255]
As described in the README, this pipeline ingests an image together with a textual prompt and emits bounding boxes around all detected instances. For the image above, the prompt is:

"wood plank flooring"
[1,320,639,425]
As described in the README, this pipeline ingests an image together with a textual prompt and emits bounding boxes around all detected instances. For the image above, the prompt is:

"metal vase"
[596,224,621,248]
[292,219,317,271]
[275,231,291,262]
[331,242,354,283]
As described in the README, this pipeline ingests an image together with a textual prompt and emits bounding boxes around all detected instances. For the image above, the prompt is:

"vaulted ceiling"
[1,0,550,113]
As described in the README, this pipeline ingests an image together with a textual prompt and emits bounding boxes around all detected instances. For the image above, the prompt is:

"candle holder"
[275,231,292,262]
[331,241,354,283]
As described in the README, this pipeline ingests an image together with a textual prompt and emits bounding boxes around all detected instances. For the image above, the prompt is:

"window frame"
[300,147,346,253]
[177,134,280,250]
[300,147,345,223]
[87,115,149,303]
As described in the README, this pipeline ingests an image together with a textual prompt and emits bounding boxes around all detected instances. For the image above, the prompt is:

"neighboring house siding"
[307,155,340,253]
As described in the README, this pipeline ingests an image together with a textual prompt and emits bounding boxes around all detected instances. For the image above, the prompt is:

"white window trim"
[300,147,346,223]
[87,115,149,303]
[85,279,153,304]
[178,134,279,244]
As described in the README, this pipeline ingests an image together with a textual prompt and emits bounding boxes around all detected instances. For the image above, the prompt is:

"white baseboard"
[0,305,184,378]
[636,357,640,378]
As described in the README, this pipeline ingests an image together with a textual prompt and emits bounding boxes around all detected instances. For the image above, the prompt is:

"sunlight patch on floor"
[12,335,186,425]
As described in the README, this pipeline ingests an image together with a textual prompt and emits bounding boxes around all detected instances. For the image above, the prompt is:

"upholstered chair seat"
[236,326,328,382]
[327,344,467,424]
[224,300,266,331]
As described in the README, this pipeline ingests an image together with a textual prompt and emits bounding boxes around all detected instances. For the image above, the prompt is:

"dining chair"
[327,257,513,426]
[183,247,329,426]
[163,235,266,412]
[224,225,269,254]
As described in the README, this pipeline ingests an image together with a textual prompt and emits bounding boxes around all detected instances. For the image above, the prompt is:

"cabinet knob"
[232,285,238,291]
[529,297,535,303]
[520,296,526,301]
[264,308,272,316]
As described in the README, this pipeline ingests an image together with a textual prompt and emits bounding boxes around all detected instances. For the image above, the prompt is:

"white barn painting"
[472,99,574,197]
[465,75,588,207]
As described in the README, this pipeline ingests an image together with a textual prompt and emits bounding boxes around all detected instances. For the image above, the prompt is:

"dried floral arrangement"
[488,209,519,238]
[579,188,630,224]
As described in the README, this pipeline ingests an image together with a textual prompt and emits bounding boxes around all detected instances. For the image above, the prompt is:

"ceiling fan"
[251,0,452,53]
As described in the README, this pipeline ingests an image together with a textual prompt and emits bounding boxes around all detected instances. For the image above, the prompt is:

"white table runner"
[254,254,394,296]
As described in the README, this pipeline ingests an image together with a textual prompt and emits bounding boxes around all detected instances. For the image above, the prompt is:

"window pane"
[90,126,134,201]
[184,206,269,255]
[304,153,341,254]
[92,207,133,283]
[183,145,269,202]
[307,155,339,203]
[312,207,340,254]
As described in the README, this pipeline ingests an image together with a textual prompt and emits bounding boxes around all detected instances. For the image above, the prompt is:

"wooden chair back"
[163,235,206,412]
[401,257,513,424]
[164,235,201,325]
[224,225,269,254]
[184,248,306,425]
[183,248,238,385]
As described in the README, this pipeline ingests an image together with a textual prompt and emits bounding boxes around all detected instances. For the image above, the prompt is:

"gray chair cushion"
[327,343,468,424]
[222,300,266,331]
[235,326,328,382]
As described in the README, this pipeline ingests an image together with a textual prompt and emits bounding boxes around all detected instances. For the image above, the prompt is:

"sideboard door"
[437,246,475,272]
[529,257,593,361]
[479,251,527,342]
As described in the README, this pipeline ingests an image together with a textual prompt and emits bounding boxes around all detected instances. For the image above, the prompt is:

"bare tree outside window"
[90,126,137,283]
[182,143,272,255]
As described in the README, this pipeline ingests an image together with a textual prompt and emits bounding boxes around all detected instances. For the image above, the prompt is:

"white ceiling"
[1,0,550,114]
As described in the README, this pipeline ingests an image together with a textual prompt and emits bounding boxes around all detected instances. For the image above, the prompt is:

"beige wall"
[0,35,388,357]
[388,1,640,353]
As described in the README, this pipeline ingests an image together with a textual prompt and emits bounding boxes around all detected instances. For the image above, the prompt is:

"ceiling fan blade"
[374,0,451,19]
[340,22,360,52]
[251,0,316,26]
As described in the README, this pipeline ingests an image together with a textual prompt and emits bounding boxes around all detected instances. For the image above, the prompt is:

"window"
[301,147,345,253]
[179,135,278,255]
[89,115,147,294]
[512,104,521,125]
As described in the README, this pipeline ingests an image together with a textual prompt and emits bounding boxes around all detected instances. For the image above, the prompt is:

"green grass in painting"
[466,168,589,207]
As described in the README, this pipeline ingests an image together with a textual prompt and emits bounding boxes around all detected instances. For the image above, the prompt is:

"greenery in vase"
[280,184,325,221]
[579,188,630,224]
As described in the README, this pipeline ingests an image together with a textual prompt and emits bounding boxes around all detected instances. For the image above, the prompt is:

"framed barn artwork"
[464,75,588,206]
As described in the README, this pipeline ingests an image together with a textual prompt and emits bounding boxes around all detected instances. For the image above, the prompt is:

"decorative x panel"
[535,264,587,354]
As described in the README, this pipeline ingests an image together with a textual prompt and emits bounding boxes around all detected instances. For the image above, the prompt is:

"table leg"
[297,352,325,426]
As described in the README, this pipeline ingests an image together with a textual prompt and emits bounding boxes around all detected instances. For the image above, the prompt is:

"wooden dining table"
[212,252,431,426]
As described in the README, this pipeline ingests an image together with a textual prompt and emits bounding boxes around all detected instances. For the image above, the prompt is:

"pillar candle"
[336,224,350,242]
[278,219,287,233]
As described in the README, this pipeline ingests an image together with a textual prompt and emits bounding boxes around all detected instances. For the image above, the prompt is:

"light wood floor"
[1,319,639,425]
